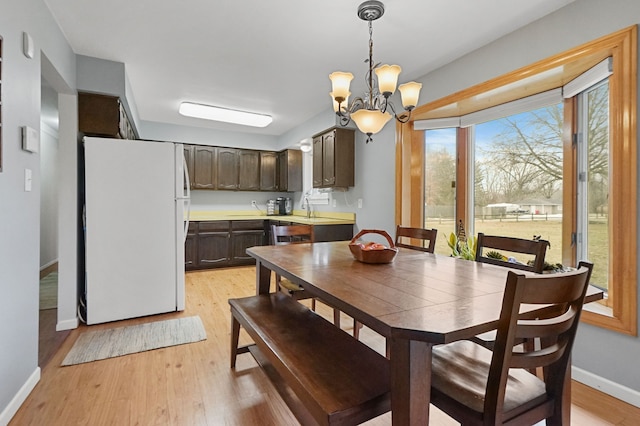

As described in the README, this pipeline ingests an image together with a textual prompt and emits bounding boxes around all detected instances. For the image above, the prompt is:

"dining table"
[246,240,603,425]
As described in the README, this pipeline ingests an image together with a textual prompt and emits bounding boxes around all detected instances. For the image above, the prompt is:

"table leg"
[389,337,432,425]
[256,260,272,295]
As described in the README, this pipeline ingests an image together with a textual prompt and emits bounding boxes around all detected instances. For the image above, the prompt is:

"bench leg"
[333,308,341,328]
[231,314,241,369]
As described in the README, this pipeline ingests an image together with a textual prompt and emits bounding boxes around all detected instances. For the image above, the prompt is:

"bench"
[229,293,390,426]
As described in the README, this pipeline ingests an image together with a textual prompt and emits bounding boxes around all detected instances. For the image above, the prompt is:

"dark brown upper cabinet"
[260,151,278,191]
[183,145,195,189]
[238,150,261,191]
[217,148,240,190]
[193,145,217,189]
[278,149,302,192]
[78,92,138,140]
[312,127,354,189]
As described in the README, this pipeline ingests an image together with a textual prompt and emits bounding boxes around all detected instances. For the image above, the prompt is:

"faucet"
[303,196,312,219]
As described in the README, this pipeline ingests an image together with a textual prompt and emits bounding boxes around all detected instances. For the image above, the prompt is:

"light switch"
[22,126,39,153]
[25,168,32,192]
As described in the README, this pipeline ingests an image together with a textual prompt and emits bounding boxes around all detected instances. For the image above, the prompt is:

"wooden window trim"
[397,26,637,336]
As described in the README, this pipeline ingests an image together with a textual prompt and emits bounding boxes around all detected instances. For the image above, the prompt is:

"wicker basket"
[349,229,398,264]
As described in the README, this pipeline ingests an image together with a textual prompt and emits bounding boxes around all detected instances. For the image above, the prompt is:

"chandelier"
[329,0,422,143]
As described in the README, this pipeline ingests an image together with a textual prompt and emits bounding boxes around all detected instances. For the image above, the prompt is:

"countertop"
[188,210,355,225]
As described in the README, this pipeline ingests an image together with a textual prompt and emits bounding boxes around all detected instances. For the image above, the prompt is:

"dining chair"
[429,261,593,426]
[271,224,341,328]
[473,233,551,353]
[395,225,437,253]
[475,232,550,273]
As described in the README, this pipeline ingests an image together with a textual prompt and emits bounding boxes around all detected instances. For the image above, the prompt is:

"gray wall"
[0,0,77,423]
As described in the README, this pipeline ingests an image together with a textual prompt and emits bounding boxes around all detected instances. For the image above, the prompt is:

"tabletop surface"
[248,241,603,344]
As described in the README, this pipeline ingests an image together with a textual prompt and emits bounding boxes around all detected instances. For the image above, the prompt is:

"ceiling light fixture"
[179,102,273,128]
[329,0,422,143]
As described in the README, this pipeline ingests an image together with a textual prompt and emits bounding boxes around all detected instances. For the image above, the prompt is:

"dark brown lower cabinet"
[186,220,266,270]
[186,219,354,271]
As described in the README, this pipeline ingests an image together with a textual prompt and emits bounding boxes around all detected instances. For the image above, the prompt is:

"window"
[398,26,637,335]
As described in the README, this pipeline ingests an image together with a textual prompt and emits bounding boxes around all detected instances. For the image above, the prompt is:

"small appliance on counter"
[267,199,277,215]
[285,197,293,215]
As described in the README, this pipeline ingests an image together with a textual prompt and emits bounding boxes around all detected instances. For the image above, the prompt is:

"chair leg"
[353,320,364,339]
[311,298,316,311]
[333,308,341,328]
[230,314,241,369]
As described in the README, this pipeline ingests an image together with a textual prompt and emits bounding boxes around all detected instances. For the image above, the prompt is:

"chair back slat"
[395,225,437,253]
[271,224,314,245]
[475,233,549,273]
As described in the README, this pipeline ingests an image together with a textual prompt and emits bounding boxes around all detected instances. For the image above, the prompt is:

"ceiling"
[43,0,575,136]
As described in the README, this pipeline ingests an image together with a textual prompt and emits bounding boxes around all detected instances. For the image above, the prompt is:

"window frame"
[396,26,637,335]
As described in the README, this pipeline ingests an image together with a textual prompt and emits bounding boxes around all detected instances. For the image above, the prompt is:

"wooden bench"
[229,293,390,426]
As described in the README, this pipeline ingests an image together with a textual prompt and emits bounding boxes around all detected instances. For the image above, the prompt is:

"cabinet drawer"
[232,220,265,230]
[198,221,230,232]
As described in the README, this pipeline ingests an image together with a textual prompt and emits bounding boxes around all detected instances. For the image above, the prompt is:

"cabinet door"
[194,146,216,189]
[198,233,230,266]
[217,148,239,190]
[322,130,336,186]
[260,151,278,191]
[312,136,324,188]
[231,230,264,264]
[183,145,195,189]
[238,150,260,191]
[185,222,198,270]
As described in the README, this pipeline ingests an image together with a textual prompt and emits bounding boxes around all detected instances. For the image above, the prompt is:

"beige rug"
[62,316,206,366]
[40,272,58,310]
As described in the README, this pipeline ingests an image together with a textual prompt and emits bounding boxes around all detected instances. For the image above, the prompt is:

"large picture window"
[397,26,637,335]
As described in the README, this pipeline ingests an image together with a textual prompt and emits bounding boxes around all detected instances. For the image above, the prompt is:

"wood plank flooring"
[13,266,640,425]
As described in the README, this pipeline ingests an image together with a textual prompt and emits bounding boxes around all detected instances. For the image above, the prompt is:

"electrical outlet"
[357,198,363,209]
[332,199,337,207]
[251,200,257,207]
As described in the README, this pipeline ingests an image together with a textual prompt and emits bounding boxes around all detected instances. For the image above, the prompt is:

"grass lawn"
[426,215,608,288]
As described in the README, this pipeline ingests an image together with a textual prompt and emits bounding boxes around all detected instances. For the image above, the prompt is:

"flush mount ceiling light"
[178,102,273,128]
[329,0,422,143]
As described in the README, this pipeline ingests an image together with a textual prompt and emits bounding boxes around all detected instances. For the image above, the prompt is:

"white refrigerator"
[83,137,190,325]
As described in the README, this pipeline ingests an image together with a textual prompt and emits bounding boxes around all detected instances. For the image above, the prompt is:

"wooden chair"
[429,261,593,426]
[473,233,551,352]
[395,225,437,253]
[475,232,549,273]
[271,225,341,328]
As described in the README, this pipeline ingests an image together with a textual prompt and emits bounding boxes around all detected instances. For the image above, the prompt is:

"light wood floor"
[12,266,640,425]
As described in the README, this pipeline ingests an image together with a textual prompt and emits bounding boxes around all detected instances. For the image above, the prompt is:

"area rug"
[61,316,206,366]
[39,272,58,310]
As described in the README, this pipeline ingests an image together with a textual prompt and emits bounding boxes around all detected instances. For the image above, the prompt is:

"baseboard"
[0,367,40,426]
[573,366,640,408]
[56,317,79,331]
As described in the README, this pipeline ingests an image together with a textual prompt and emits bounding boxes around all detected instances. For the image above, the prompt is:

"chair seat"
[432,340,546,414]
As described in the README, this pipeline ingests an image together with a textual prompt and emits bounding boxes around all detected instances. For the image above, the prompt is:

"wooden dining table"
[246,241,603,425]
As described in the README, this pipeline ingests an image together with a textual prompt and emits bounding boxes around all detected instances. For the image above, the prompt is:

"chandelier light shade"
[329,0,422,142]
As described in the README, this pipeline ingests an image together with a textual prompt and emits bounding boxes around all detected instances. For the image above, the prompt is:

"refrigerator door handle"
[182,154,191,243]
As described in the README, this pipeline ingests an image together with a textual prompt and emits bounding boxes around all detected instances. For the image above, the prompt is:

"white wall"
[39,122,58,268]
[0,0,76,423]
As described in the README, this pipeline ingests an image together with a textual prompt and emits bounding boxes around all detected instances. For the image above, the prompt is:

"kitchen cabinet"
[230,220,266,264]
[312,127,355,189]
[260,151,278,191]
[187,220,266,269]
[238,150,260,191]
[78,92,138,139]
[196,221,231,267]
[185,222,198,269]
[193,146,217,189]
[183,145,195,189]
[217,148,239,190]
[278,149,302,192]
